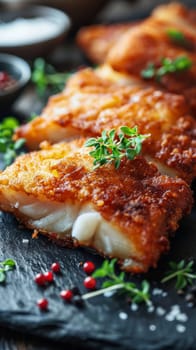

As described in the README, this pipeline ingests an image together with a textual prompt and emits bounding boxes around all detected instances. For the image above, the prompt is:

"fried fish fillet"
[106,3,196,114]
[76,3,196,114]
[76,23,136,64]
[15,68,196,183]
[77,3,196,64]
[0,139,193,272]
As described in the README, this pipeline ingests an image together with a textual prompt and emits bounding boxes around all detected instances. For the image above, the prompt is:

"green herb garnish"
[0,117,25,167]
[82,259,150,304]
[0,258,16,283]
[85,126,149,169]
[166,28,187,45]
[32,58,72,96]
[161,260,196,290]
[141,55,192,81]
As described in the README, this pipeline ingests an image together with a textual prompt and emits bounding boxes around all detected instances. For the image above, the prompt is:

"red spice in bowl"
[0,71,17,92]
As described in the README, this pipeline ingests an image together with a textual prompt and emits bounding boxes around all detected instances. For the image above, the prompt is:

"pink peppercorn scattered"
[83,261,95,274]
[37,298,48,310]
[60,289,73,302]
[44,271,54,282]
[34,273,46,286]
[51,262,61,273]
[83,276,96,290]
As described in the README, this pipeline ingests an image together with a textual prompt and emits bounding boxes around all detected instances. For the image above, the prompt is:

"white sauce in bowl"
[0,17,61,46]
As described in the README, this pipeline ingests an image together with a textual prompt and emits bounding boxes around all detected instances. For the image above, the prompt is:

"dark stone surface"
[0,205,195,350]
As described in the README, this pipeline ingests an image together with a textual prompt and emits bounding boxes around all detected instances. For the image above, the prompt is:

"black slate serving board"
[0,198,196,350]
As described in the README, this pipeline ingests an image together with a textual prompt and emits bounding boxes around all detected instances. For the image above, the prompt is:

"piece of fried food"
[106,3,196,115]
[0,139,193,272]
[76,23,136,64]
[77,3,196,64]
[15,68,196,183]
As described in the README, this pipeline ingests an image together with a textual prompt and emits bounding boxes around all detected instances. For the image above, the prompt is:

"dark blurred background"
[0,0,195,28]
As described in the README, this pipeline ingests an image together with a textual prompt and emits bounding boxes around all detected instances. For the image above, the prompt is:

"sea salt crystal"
[119,312,128,320]
[147,302,155,313]
[22,239,29,245]
[165,305,188,324]
[152,288,163,296]
[130,303,138,312]
[176,313,188,322]
[176,324,186,333]
[149,324,157,332]
[104,291,115,298]
[156,306,166,316]
[165,313,175,322]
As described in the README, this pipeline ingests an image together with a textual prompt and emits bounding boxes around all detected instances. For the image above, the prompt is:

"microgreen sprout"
[161,260,196,290]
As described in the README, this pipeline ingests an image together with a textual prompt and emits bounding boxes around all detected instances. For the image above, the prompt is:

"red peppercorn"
[34,273,46,286]
[44,271,54,282]
[51,262,61,273]
[37,298,48,310]
[83,276,96,289]
[83,261,95,274]
[60,289,73,302]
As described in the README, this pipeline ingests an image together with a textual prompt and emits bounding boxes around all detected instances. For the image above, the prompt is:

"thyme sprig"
[0,117,25,167]
[85,126,149,169]
[0,258,16,283]
[82,259,150,304]
[141,55,192,81]
[161,260,196,290]
[32,58,71,96]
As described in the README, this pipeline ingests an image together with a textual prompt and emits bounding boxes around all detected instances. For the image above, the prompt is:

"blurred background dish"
[0,6,71,59]
[0,0,195,29]
[0,53,31,109]
[0,0,107,28]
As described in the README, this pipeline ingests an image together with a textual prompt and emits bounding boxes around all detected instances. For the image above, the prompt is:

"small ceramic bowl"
[0,6,71,59]
[0,53,31,109]
[0,0,107,28]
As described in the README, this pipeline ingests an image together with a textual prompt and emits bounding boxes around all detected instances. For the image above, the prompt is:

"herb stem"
[162,270,196,284]
[82,283,124,300]
[161,271,181,283]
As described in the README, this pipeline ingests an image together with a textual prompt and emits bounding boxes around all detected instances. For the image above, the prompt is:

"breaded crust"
[15,69,196,183]
[76,23,136,64]
[77,3,196,64]
[0,139,193,272]
[106,3,196,114]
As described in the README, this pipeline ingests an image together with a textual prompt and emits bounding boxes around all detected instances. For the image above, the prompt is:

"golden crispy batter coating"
[15,68,196,183]
[106,3,196,114]
[77,3,196,64]
[0,140,193,272]
[76,23,136,64]
[76,3,196,114]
